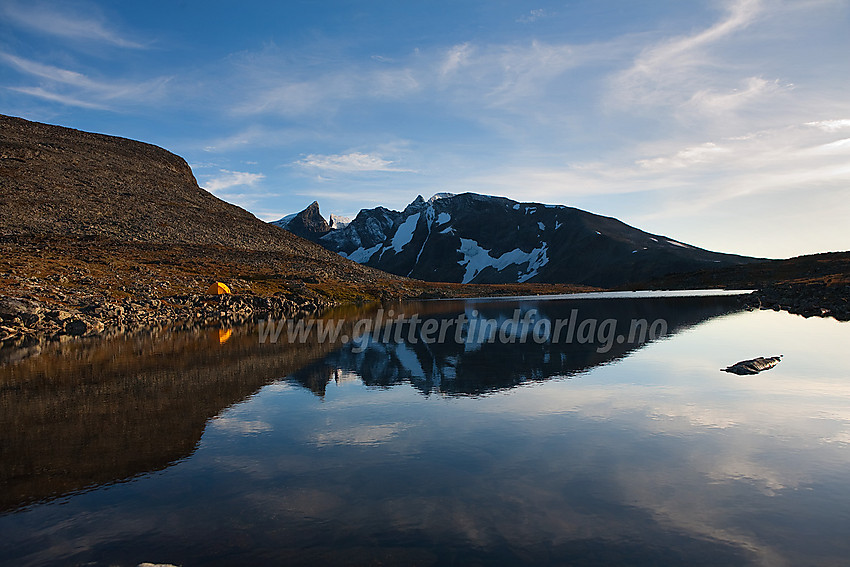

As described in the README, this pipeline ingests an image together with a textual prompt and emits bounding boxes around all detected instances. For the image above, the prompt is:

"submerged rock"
[721,355,783,375]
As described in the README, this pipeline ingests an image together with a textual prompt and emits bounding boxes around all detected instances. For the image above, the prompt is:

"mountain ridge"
[276,193,761,287]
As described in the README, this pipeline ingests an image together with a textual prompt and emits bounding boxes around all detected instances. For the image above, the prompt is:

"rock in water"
[721,355,783,375]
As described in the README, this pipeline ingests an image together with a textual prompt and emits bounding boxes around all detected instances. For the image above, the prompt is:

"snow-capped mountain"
[328,214,351,230]
[275,193,759,287]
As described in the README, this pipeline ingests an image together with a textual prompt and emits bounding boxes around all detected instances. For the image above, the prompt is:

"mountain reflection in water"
[0,294,741,514]
[288,295,743,396]
[20,293,850,566]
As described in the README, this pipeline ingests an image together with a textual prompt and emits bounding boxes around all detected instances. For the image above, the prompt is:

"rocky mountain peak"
[282,201,331,241]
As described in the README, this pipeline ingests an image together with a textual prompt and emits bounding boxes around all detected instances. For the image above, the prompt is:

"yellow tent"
[208,281,232,295]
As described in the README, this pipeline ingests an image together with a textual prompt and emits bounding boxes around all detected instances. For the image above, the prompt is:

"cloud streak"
[294,152,414,173]
[0,52,171,109]
[203,169,266,192]
[2,1,146,48]
[614,0,764,109]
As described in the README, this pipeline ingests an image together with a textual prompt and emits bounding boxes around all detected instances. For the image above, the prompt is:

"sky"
[1,0,849,259]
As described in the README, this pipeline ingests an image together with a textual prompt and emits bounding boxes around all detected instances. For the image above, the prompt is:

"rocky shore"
[4,280,847,360]
[745,282,850,321]
[0,290,334,362]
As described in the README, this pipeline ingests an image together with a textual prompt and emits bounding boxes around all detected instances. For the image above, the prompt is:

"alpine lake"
[2,290,849,566]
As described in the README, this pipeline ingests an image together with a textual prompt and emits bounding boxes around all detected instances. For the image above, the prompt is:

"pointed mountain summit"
[278,201,331,241]
[286,193,760,287]
[272,203,352,241]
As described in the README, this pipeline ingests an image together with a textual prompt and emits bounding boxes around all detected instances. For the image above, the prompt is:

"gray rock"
[722,355,782,375]
[65,319,88,336]
[48,309,74,321]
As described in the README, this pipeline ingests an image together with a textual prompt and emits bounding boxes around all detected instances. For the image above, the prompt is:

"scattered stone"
[746,282,850,322]
[65,320,88,336]
[722,355,783,375]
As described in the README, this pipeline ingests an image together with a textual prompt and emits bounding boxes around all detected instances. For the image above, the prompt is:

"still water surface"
[1,293,849,566]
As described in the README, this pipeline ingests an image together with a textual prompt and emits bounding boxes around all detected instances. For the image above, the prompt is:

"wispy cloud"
[0,52,171,109]
[313,422,409,447]
[806,119,850,132]
[203,169,266,192]
[469,119,850,201]
[294,152,414,173]
[6,86,107,109]
[457,117,850,255]
[636,142,732,170]
[439,43,474,77]
[613,0,766,111]
[2,1,146,48]
[517,8,547,24]
[436,40,587,102]
[210,416,272,436]
[684,76,786,117]
[227,45,422,119]
[200,125,318,153]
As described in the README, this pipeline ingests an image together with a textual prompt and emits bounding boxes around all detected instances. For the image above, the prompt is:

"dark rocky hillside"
[1,114,367,265]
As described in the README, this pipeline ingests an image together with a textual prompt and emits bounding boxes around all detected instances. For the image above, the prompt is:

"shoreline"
[744,282,850,321]
[3,281,847,365]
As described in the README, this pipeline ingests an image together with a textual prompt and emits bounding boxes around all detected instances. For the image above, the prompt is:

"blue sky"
[1,0,848,258]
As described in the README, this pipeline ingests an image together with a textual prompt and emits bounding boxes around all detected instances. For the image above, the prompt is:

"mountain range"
[273,193,760,287]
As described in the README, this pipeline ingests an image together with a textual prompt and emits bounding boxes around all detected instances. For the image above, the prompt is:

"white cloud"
[517,9,547,24]
[313,422,408,447]
[228,46,421,119]
[440,43,474,77]
[210,416,272,436]
[806,119,850,132]
[203,169,266,192]
[2,1,146,48]
[0,52,171,108]
[454,118,850,256]
[684,76,786,116]
[200,125,316,153]
[294,152,413,173]
[636,142,732,170]
[613,0,765,110]
[7,86,107,110]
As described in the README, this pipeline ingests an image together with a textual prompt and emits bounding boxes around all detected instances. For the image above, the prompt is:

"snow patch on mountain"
[429,192,455,203]
[271,213,297,228]
[393,342,426,378]
[329,214,351,229]
[519,245,549,283]
[340,242,383,263]
[457,238,549,284]
[437,212,451,225]
[391,212,420,252]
